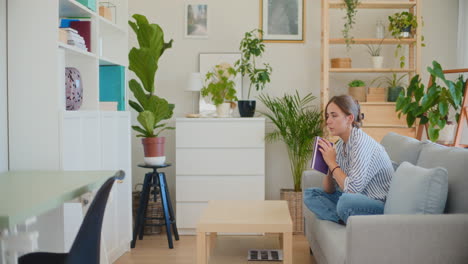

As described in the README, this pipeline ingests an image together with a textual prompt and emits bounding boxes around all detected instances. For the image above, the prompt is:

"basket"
[280,189,303,234]
[132,184,164,235]
[331,58,352,68]
[349,86,367,102]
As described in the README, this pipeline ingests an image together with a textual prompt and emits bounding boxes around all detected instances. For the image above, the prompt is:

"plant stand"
[280,189,303,234]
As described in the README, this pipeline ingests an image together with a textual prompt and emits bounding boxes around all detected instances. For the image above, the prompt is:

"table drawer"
[176,148,265,175]
[176,176,264,201]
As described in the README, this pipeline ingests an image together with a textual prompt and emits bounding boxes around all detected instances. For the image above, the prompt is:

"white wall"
[128,0,460,200]
[0,0,8,173]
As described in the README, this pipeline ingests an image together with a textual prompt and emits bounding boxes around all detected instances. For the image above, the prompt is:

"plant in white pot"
[201,63,238,117]
[128,14,175,166]
[258,92,323,233]
[365,38,384,68]
[235,29,272,117]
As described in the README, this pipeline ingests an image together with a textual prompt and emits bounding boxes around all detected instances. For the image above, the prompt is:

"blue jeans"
[303,187,384,224]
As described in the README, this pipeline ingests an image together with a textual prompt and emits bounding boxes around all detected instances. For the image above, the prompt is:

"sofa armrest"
[301,170,325,190]
[346,214,468,264]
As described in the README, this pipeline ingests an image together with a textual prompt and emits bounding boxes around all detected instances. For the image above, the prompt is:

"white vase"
[371,56,384,68]
[216,102,232,117]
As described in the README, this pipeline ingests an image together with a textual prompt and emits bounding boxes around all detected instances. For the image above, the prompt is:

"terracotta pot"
[142,137,166,166]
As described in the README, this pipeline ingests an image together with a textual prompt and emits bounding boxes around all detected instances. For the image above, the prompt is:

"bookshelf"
[8,0,131,262]
[321,0,422,140]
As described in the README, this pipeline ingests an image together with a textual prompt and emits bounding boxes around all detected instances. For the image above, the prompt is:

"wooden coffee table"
[196,200,293,264]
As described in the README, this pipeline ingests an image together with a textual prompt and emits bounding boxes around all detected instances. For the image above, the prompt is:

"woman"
[304,95,394,224]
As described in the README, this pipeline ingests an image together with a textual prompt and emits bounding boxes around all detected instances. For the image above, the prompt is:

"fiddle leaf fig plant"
[128,14,175,138]
[396,61,465,141]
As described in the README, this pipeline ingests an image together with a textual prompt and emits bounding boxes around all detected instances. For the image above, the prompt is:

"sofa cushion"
[416,142,468,213]
[384,161,448,214]
[380,132,426,165]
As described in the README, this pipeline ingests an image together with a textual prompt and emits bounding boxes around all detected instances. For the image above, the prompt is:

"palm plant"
[258,92,324,192]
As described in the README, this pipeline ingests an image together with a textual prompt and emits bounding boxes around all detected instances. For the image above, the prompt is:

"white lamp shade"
[186,72,203,92]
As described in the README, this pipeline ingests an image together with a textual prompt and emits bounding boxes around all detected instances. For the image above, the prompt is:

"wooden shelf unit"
[321,0,422,140]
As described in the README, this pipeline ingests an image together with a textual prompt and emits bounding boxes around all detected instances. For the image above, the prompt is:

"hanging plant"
[342,0,360,50]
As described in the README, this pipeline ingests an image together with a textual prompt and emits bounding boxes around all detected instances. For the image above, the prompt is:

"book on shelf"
[310,136,333,175]
[69,21,91,52]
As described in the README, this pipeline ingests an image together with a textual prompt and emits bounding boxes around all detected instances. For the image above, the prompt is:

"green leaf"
[439,101,448,117]
[129,100,144,113]
[406,113,416,127]
[427,61,445,81]
[420,115,429,124]
[137,111,156,137]
[428,127,440,142]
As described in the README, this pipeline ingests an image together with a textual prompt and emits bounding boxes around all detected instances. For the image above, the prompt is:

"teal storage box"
[76,0,96,12]
[99,66,125,111]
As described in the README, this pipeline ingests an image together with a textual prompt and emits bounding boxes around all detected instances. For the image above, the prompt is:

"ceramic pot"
[142,137,166,166]
[65,67,83,110]
[216,102,232,117]
[371,56,384,68]
[238,100,256,117]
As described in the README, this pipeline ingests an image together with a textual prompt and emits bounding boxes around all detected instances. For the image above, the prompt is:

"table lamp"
[186,72,203,115]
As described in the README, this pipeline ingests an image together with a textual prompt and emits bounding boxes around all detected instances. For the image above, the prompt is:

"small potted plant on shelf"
[365,38,385,68]
[371,73,407,102]
[258,91,323,233]
[348,79,367,102]
[128,14,175,166]
[388,11,423,68]
[396,61,466,142]
[235,29,272,117]
[201,63,238,117]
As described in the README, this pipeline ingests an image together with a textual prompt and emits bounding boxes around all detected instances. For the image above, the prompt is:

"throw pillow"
[384,161,448,214]
[391,160,399,171]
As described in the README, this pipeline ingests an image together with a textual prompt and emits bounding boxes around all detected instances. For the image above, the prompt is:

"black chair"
[18,170,125,264]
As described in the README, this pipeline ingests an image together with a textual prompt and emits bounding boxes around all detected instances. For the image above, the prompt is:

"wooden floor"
[115,234,316,264]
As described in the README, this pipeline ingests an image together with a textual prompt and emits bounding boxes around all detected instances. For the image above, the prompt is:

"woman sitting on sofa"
[304,95,394,224]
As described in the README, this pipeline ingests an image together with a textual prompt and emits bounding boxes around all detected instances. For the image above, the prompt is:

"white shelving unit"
[8,0,131,262]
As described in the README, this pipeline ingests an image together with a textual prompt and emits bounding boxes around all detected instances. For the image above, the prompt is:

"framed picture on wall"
[199,53,242,116]
[185,2,208,38]
[260,0,305,43]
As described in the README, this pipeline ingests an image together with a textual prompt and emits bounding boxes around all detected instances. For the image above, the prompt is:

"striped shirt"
[335,127,394,201]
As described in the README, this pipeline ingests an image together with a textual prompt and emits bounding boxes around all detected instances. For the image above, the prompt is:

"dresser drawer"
[176,148,265,175]
[176,119,265,148]
[362,127,416,142]
[361,103,406,127]
[176,176,264,201]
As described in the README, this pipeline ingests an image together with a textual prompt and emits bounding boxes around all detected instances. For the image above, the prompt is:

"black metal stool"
[131,163,179,249]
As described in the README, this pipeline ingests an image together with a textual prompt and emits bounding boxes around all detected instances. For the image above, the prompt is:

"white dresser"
[175,117,266,234]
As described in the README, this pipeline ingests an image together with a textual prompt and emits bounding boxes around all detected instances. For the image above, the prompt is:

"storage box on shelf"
[8,0,130,262]
[321,0,421,140]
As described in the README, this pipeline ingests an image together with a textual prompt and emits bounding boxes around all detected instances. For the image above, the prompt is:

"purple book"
[310,136,332,175]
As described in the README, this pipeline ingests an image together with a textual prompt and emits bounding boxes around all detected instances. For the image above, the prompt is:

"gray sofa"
[302,132,468,264]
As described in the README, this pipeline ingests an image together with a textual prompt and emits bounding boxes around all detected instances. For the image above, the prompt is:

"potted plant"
[258,91,323,233]
[342,0,360,50]
[235,29,272,117]
[371,73,407,102]
[128,14,175,166]
[365,38,384,68]
[396,61,466,142]
[388,11,424,68]
[200,63,238,117]
[348,79,366,102]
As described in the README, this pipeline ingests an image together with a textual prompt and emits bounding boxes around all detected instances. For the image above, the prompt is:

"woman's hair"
[325,95,363,128]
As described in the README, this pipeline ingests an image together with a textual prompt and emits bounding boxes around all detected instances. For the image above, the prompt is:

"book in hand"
[310,136,333,175]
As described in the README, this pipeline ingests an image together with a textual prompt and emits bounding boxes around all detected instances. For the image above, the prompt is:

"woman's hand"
[318,138,337,168]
